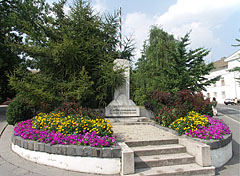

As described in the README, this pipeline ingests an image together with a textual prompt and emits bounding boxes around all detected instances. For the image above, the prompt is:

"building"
[203,50,240,104]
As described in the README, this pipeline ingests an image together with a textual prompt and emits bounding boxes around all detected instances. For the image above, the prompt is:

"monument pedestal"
[105,94,140,117]
[105,59,139,117]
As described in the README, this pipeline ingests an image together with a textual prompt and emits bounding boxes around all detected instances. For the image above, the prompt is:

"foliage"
[120,35,135,61]
[132,27,220,104]
[232,34,240,47]
[32,112,113,137]
[9,66,93,112]
[186,115,231,140]
[229,62,240,85]
[0,0,22,103]
[14,119,116,147]
[191,92,213,116]
[155,106,177,127]
[169,111,209,135]
[145,90,213,118]
[169,33,220,92]
[132,27,177,105]
[8,0,125,110]
[6,96,35,125]
[144,90,174,113]
[55,102,104,119]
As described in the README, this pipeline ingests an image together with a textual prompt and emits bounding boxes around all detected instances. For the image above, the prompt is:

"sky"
[47,0,240,64]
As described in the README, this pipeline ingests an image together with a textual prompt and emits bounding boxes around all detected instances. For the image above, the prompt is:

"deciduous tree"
[132,26,219,105]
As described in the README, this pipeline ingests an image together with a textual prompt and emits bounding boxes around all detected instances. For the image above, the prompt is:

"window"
[222,91,226,99]
[221,79,225,86]
[214,92,217,98]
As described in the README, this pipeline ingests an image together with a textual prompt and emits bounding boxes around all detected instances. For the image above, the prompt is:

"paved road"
[217,104,240,122]
[215,104,240,176]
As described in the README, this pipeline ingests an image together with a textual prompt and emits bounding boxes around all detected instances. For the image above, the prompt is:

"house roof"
[211,57,228,72]
[225,49,240,62]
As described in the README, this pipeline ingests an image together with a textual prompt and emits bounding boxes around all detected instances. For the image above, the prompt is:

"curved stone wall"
[152,123,233,168]
[11,135,121,174]
[193,133,233,168]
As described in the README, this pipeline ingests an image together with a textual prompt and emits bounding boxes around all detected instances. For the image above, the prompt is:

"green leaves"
[6,0,127,109]
[9,65,94,112]
[0,0,23,103]
[132,26,219,105]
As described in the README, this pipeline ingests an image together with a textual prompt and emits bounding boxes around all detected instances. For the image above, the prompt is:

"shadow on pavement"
[0,107,7,122]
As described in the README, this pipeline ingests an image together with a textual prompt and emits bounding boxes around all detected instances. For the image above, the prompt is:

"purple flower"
[14,119,116,147]
[186,115,231,140]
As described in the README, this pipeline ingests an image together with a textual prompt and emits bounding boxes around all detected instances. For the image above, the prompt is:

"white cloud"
[92,0,107,14]
[123,0,240,63]
[63,6,71,15]
[154,0,240,55]
[123,12,153,62]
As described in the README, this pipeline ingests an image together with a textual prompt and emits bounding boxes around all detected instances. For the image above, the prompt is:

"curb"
[0,123,8,138]
[12,134,121,158]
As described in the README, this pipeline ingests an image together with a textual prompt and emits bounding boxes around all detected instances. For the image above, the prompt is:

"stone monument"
[105,59,140,117]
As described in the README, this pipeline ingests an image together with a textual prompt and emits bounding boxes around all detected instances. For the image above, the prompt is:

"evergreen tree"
[169,33,220,92]
[0,0,22,103]
[133,26,219,105]
[9,0,125,110]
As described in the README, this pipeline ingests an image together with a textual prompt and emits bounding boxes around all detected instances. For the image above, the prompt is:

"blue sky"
[48,0,240,64]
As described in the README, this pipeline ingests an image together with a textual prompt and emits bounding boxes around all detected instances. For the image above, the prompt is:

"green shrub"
[55,102,105,120]
[155,106,177,127]
[6,96,35,125]
[145,90,213,118]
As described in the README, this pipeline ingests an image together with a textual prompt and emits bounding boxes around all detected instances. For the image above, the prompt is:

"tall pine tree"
[0,0,23,103]
[9,0,125,110]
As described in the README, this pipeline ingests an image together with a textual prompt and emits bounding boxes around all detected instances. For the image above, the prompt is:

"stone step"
[126,139,178,147]
[106,116,153,124]
[135,153,195,169]
[132,144,186,156]
[132,163,215,176]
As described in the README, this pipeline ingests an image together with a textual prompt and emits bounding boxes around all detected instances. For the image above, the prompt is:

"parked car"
[224,98,236,105]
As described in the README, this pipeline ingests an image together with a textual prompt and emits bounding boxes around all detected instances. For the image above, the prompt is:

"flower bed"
[14,112,116,147]
[168,111,231,140]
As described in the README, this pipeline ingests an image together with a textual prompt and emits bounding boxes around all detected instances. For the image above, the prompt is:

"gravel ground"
[113,124,178,141]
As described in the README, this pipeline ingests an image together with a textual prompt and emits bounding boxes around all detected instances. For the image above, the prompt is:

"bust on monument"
[105,59,140,117]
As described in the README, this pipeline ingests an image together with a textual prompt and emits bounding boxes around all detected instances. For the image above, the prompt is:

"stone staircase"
[125,139,215,176]
[107,116,153,125]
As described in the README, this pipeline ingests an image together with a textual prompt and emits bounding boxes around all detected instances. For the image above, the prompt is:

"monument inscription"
[108,106,139,115]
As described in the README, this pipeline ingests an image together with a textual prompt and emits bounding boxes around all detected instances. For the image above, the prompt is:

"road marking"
[221,113,240,124]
